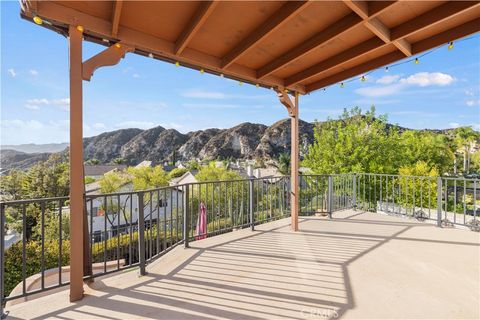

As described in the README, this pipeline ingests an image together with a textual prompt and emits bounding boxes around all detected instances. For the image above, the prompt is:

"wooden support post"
[276,89,299,231]
[69,25,84,302]
[291,94,299,231]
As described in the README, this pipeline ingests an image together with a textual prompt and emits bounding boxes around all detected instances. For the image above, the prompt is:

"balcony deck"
[6,210,480,320]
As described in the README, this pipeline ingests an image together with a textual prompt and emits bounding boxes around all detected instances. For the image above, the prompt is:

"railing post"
[437,177,442,227]
[353,174,357,211]
[137,192,146,276]
[1,203,5,319]
[328,175,333,218]
[183,184,190,248]
[249,179,254,231]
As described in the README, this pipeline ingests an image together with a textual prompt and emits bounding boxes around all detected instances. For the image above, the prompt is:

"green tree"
[195,162,241,182]
[126,165,168,191]
[168,167,188,180]
[277,153,290,175]
[0,170,26,200]
[303,106,401,174]
[399,131,453,175]
[98,170,129,193]
[454,127,478,174]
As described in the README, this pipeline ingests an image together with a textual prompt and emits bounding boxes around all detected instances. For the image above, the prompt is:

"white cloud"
[181,88,270,100]
[182,103,241,109]
[114,121,156,129]
[29,69,39,76]
[132,73,140,78]
[24,104,40,110]
[7,68,17,77]
[399,72,455,87]
[92,122,106,129]
[182,89,228,99]
[465,89,474,96]
[24,98,69,111]
[355,72,456,98]
[354,84,403,97]
[449,122,460,128]
[466,99,479,107]
[376,75,400,85]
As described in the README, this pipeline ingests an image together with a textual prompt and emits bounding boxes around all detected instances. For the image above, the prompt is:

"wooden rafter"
[391,1,480,41]
[306,16,480,92]
[257,1,395,79]
[221,1,310,69]
[175,1,218,55]
[306,51,404,92]
[257,13,362,79]
[285,37,384,87]
[412,18,480,54]
[111,0,122,37]
[344,0,412,56]
[82,42,134,81]
[23,1,307,93]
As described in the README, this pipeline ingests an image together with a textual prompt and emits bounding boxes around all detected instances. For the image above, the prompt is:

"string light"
[115,43,122,49]
[385,66,389,72]
[256,83,260,88]
[102,38,110,43]
[175,61,180,67]
[148,53,154,58]
[238,81,243,86]
[200,68,205,74]
[414,58,419,64]
[220,73,224,78]
[340,82,344,88]
[360,75,366,82]
[33,16,43,25]
[448,41,454,50]
[76,25,84,32]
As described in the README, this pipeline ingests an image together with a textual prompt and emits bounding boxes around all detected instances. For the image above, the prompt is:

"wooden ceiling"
[21,1,480,94]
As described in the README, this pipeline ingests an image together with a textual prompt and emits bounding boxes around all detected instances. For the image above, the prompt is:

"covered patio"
[6,210,480,319]
[3,0,479,318]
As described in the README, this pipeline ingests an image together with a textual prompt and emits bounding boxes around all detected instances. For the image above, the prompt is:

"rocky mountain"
[2,119,472,171]
[0,150,50,172]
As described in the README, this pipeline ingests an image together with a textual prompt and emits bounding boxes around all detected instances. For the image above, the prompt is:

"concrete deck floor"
[6,210,480,320]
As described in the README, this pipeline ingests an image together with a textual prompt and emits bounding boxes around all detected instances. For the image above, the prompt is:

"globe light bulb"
[361,76,366,82]
[33,16,43,25]
[115,43,122,49]
[200,69,205,74]
[340,83,345,88]
[414,58,419,64]
[175,61,180,67]
[76,25,84,33]
[448,42,454,50]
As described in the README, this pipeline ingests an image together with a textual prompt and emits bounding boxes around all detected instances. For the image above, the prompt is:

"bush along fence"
[1,174,478,312]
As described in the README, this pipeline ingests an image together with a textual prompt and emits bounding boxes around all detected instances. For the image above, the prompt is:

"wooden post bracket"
[275,87,297,116]
[82,42,134,81]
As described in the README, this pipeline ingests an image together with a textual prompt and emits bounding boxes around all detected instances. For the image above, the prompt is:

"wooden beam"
[111,0,123,37]
[348,4,413,57]
[221,1,310,69]
[68,25,85,302]
[412,18,480,54]
[391,1,480,41]
[30,1,306,93]
[257,1,395,79]
[285,37,384,86]
[306,50,405,92]
[257,13,362,79]
[175,1,218,55]
[343,0,369,20]
[393,39,412,57]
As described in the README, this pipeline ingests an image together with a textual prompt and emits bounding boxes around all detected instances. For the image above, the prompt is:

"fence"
[0,176,290,309]
[1,173,478,313]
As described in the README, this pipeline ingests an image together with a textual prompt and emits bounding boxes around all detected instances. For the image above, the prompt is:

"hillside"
[0,119,470,171]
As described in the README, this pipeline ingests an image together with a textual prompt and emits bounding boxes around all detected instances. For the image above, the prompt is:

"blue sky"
[1,2,479,145]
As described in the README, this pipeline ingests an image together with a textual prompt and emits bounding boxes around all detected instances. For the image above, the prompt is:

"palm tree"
[454,127,478,174]
[277,153,291,175]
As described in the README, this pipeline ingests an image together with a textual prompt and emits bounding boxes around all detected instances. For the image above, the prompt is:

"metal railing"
[354,173,479,229]
[0,176,291,310]
[299,174,355,216]
[1,173,478,313]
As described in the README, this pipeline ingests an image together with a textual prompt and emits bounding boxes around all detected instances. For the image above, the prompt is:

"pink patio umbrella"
[195,202,207,240]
